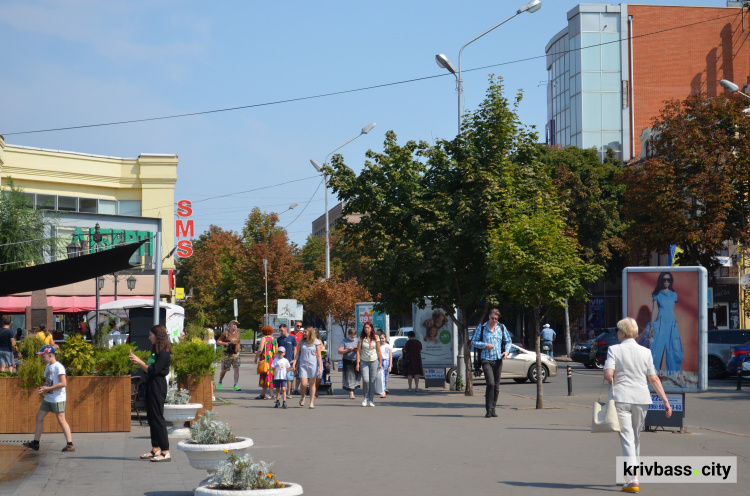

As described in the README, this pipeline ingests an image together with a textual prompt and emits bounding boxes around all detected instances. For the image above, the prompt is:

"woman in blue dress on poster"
[649,271,683,377]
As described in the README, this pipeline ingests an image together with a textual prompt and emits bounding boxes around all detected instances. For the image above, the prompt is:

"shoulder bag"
[256,338,270,374]
[591,380,621,433]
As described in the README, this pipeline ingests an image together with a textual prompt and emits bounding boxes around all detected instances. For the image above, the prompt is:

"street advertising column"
[622,266,708,393]
[412,299,457,386]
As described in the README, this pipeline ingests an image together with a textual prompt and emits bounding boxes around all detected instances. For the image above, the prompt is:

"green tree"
[489,161,604,408]
[327,76,538,395]
[0,179,57,271]
[621,94,750,274]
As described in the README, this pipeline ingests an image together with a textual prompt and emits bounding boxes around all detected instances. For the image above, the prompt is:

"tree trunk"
[564,299,571,357]
[458,310,473,396]
[533,306,543,409]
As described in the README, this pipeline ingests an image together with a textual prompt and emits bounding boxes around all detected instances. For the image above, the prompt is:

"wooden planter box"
[186,374,213,425]
[0,376,131,434]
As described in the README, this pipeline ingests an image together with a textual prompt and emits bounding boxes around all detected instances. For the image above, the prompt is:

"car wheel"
[593,360,604,370]
[707,356,726,379]
[446,367,457,384]
[513,378,528,383]
[584,363,595,369]
[528,364,548,383]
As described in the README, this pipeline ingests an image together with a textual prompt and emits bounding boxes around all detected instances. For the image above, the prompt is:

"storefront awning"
[0,295,155,313]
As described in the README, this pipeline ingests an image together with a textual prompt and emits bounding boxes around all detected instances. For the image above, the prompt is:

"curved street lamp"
[310,122,376,358]
[435,0,542,135]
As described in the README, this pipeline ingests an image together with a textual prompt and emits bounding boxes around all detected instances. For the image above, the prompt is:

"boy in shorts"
[23,345,75,452]
[271,347,290,409]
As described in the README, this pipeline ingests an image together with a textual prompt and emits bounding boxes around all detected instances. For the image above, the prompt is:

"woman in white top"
[356,323,382,407]
[377,331,392,397]
[293,326,322,409]
[604,317,672,493]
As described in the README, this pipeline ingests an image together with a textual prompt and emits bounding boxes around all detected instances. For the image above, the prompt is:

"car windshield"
[393,337,407,348]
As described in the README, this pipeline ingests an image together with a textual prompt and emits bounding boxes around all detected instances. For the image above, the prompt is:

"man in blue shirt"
[471,308,512,418]
[276,324,298,397]
[541,324,556,358]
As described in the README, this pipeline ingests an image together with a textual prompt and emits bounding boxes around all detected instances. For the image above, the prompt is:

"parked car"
[570,339,597,368]
[447,343,558,384]
[726,342,750,375]
[707,330,750,379]
[389,327,413,337]
[389,336,408,354]
[589,328,619,369]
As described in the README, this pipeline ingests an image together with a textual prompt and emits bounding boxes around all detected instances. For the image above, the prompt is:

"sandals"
[254,394,266,400]
[140,449,161,460]
[308,404,315,409]
[299,398,305,407]
[622,482,639,493]
[151,452,171,463]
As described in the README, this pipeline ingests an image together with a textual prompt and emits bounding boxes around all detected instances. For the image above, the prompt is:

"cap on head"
[36,345,56,355]
[229,320,239,326]
[543,324,550,328]
[277,346,285,354]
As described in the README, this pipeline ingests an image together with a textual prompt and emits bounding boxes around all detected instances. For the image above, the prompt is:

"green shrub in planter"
[16,337,46,387]
[56,334,96,377]
[95,344,151,376]
[171,338,221,385]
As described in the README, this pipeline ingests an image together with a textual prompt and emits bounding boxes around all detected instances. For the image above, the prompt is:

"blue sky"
[0,0,728,248]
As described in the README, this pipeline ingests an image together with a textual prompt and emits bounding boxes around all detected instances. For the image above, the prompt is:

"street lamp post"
[263,258,268,319]
[93,224,103,336]
[435,0,542,135]
[310,122,376,359]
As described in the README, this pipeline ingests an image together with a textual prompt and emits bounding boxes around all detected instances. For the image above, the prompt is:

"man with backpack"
[471,308,512,418]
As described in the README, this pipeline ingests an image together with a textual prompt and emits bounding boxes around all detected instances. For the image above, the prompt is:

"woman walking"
[338,328,360,399]
[356,323,382,407]
[254,325,277,399]
[402,330,424,392]
[605,317,672,492]
[294,326,322,408]
[378,331,392,397]
[129,325,172,462]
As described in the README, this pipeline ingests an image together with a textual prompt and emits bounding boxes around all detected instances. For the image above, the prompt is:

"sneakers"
[368,401,375,407]
[362,399,368,407]
[61,444,75,453]
[22,440,39,451]
[217,383,223,390]
[282,401,288,409]
[233,385,241,391]
[274,400,280,408]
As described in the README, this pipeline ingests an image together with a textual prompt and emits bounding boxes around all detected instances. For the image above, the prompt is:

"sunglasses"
[663,278,672,282]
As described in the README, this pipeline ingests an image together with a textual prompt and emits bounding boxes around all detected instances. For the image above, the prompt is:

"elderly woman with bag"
[338,328,360,399]
[253,325,276,400]
[604,317,672,493]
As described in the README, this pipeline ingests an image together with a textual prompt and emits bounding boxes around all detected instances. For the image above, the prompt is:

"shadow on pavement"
[504,481,617,491]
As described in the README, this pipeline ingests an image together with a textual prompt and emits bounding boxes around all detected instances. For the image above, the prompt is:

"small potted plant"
[177,411,253,473]
[163,384,203,438]
[194,451,302,495]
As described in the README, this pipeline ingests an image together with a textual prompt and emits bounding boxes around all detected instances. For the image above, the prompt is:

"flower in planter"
[165,384,192,405]
[207,451,286,491]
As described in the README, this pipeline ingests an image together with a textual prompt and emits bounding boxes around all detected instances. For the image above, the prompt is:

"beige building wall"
[0,138,178,269]
[312,201,363,239]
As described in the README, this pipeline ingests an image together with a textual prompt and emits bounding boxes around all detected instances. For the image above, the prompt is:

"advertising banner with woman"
[622,266,708,393]
[412,299,456,368]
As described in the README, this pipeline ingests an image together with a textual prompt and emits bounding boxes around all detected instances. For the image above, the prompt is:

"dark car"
[726,342,750,375]
[392,349,404,375]
[707,330,750,379]
[589,328,619,369]
[571,339,596,368]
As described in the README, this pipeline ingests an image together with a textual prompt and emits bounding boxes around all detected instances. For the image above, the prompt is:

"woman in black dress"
[403,331,424,391]
[129,325,172,462]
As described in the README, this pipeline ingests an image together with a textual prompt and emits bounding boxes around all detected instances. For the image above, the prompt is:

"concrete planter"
[177,437,254,473]
[163,403,202,438]
[193,482,303,495]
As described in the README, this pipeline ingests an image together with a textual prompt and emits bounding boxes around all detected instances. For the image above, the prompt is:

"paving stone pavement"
[1,366,749,496]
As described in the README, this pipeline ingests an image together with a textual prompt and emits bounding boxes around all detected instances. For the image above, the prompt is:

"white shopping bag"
[375,368,385,395]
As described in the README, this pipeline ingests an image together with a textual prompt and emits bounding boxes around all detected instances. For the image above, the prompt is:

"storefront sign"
[175,199,193,257]
[73,227,153,256]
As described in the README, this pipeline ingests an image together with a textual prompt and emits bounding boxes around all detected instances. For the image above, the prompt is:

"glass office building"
[546,4,628,161]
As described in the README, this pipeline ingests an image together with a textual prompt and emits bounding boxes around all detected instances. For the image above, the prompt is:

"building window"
[98,199,117,215]
[35,194,56,210]
[57,196,78,212]
[79,198,97,213]
[118,200,141,216]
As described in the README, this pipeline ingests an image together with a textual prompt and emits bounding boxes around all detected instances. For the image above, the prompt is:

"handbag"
[591,381,621,433]
[375,368,385,395]
[257,359,269,375]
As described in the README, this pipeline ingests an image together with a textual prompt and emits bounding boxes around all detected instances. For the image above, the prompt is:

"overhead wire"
[0,11,738,138]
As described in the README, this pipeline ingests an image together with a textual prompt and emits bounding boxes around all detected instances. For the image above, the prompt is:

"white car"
[448,343,558,384]
[388,336,408,354]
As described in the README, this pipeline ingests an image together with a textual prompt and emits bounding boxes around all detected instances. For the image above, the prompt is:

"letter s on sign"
[176,239,193,258]
[176,200,193,217]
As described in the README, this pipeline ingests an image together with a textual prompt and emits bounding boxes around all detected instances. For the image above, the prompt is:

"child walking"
[23,345,75,452]
[271,347,290,409]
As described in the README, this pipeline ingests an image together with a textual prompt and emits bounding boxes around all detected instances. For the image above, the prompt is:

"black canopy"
[0,240,147,296]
